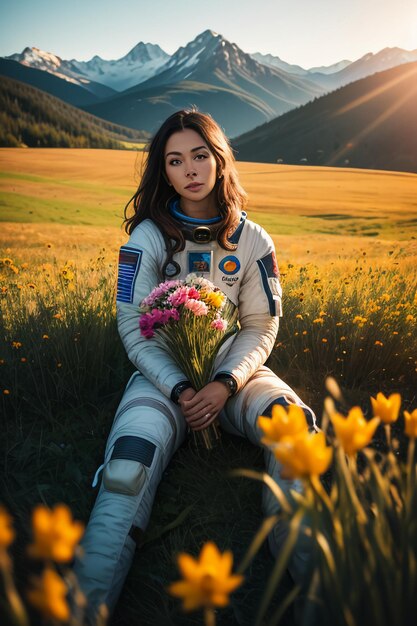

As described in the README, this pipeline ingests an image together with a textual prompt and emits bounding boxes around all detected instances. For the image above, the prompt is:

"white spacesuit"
[74,200,317,619]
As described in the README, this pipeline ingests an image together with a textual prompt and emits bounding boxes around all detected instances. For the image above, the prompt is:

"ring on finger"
[205,413,211,419]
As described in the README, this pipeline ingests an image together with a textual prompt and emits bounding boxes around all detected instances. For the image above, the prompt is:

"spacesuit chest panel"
[171,243,241,305]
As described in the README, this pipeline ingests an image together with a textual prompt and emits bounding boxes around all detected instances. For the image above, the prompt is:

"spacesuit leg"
[219,366,317,587]
[74,372,187,621]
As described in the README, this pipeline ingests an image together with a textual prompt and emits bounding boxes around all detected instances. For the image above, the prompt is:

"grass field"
[1,148,417,625]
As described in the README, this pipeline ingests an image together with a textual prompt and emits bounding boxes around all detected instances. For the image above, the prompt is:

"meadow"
[1,148,417,625]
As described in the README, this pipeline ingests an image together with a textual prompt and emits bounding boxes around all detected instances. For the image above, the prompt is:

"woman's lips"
[185,183,203,190]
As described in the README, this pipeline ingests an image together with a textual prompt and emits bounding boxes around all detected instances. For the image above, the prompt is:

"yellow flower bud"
[370,392,401,424]
[273,431,333,479]
[404,409,417,438]
[331,407,380,456]
[168,542,243,611]
[258,404,308,446]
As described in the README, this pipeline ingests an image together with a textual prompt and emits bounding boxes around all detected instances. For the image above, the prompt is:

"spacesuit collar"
[169,198,222,243]
[168,198,246,244]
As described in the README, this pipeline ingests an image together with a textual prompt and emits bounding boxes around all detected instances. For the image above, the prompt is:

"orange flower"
[370,392,401,424]
[331,407,380,456]
[27,567,69,622]
[258,404,308,445]
[0,506,15,549]
[27,504,84,563]
[273,431,333,479]
[168,542,243,611]
[404,409,417,438]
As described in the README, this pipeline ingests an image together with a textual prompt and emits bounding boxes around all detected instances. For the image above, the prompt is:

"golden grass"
[1,148,416,264]
[1,149,416,393]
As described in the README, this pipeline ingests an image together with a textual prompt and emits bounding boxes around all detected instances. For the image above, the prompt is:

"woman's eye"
[195,154,207,160]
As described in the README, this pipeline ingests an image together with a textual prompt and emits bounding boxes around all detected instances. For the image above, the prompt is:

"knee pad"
[103,435,156,496]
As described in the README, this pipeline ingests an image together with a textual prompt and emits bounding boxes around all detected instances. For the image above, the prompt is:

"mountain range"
[3,29,417,138]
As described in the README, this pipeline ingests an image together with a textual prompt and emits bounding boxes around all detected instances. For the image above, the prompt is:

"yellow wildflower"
[374,340,383,346]
[53,313,62,319]
[404,409,417,438]
[313,318,324,324]
[61,265,74,281]
[28,283,36,289]
[1,286,7,294]
[273,431,333,479]
[27,567,69,622]
[0,506,15,548]
[258,404,308,446]
[406,314,415,323]
[3,389,10,395]
[12,341,22,349]
[331,407,380,456]
[168,542,243,611]
[42,334,49,340]
[370,392,401,424]
[1,257,13,266]
[322,338,328,343]
[295,314,303,320]
[203,291,226,308]
[27,504,84,563]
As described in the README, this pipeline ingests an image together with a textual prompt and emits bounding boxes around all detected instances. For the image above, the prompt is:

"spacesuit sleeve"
[116,222,187,398]
[213,228,282,390]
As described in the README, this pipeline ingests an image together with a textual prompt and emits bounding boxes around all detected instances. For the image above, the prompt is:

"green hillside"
[233,61,417,173]
[0,74,150,149]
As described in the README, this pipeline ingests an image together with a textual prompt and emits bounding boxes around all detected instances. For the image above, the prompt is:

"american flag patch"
[116,246,142,303]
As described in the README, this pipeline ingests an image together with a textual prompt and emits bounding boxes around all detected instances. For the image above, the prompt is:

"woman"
[74,108,317,620]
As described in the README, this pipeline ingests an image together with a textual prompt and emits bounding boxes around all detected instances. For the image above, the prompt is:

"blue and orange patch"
[219,256,240,275]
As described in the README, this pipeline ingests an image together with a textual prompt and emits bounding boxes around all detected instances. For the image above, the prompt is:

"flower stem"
[406,437,416,508]
[204,607,216,626]
[384,424,392,450]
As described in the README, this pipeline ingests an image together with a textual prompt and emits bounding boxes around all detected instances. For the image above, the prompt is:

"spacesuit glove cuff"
[171,380,193,404]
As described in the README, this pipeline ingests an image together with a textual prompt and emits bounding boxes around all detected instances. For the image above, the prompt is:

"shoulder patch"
[259,251,280,279]
[117,246,142,303]
[257,251,282,316]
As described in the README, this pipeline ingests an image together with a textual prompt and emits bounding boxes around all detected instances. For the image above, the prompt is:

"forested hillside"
[0,75,149,148]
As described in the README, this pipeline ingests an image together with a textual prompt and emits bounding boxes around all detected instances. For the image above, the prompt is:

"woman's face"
[164,128,218,206]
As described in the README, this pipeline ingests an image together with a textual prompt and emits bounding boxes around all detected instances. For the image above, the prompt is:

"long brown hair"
[123,107,248,253]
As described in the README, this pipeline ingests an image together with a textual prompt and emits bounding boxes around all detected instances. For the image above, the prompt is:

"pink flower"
[139,307,179,338]
[168,287,189,307]
[141,281,181,307]
[187,287,200,300]
[211,318,228,331]
[184,299,209,316]
[139,313,155,338]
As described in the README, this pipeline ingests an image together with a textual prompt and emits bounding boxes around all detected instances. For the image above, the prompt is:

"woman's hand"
[181,382,230,431]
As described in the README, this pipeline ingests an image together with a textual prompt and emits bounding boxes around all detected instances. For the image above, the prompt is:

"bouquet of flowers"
[139,274,239,448]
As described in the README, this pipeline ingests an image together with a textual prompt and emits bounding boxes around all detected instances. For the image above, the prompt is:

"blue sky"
[1,0,416,68]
